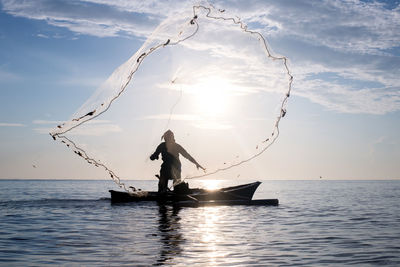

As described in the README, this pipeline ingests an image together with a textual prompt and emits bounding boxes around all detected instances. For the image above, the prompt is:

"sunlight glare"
[192,77,233,116]
[200,179,222,191]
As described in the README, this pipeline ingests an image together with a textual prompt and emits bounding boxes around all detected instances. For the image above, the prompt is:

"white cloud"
[2,0,399,114]
[33,119,121,136]
[79,0,188,16]
[36,33,49,38]
[295,79,400,114]
[193,121,233,130]
[1,0,163,38]
[32,120,63,125]
[212,0,400,114]
[137,113,233,130]
[2,0,398,53]
[0,68,20,82]
[139,114,201,121]
[59,76,103,88]
[0,122,25,127]
[222,0,400,55]
[67,123,122,136]
[290,60,400,114]
[369,135,386,158]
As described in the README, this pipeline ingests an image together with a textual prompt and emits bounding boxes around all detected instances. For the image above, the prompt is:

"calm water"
[0,179,399,266]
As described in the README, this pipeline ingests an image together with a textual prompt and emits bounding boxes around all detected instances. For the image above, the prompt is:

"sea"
[0,179,399,266]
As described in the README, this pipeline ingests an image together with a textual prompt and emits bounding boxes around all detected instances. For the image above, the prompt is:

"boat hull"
[109,181,278,206]
[172,199,279,207]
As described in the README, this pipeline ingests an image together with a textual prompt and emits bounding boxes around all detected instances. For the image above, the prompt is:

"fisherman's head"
[162,130,175,143]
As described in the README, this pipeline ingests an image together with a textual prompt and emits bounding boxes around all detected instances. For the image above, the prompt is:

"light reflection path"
[154,205,236,266]
[197,207,226,266]
[184,206,242,266]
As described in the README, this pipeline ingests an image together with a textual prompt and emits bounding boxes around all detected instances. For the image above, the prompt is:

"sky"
[0,0,399,181]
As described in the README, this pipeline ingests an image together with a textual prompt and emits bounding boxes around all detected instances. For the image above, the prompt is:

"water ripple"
[1,180,400,266]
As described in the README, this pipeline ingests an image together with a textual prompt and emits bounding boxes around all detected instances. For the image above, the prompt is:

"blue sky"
[0,0,399,180]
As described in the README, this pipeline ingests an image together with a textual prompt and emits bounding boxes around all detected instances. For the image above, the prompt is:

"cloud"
[32,120,63,125]
[2,0,398,53]
[0,122,25,127]
[137,113,233,130]
[2,0,399,114]
[1,0,163,38]
[36,33,49,38]
[193,121,233,130]
[295,78,400,114]
[222,0,400,55]
[368,135,386,158]
[289,59,400,114]
[0,68,20,82]
[138,114,201,121]
[212,0,400,114]
[59,76,103,88]
[33,119,121,136]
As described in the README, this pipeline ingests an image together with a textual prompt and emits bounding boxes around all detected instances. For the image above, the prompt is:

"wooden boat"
[109,181,279,206]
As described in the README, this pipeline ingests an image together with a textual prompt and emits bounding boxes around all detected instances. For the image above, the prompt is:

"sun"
[192,77,233,117]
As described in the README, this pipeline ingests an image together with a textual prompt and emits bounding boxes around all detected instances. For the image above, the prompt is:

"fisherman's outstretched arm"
[178,145,205,170]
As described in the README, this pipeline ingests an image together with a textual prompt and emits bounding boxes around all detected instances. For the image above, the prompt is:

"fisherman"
[150,130,205,193]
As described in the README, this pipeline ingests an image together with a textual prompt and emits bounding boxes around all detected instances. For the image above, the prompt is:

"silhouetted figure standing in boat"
[150,130,205,193]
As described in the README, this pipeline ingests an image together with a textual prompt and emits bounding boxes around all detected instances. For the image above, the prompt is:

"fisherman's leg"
[158,167,170,193]
[158,177,168,193]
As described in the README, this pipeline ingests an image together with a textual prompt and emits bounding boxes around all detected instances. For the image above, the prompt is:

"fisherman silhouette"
[150,130,205,193]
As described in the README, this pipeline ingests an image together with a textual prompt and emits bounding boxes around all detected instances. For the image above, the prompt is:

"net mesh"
[50,3,293,193]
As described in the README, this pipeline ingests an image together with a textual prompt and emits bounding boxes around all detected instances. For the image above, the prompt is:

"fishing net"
[50,3,292,193]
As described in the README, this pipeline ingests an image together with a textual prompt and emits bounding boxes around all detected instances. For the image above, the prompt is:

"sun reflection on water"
[196,206,228,264]
[156,180,245,265]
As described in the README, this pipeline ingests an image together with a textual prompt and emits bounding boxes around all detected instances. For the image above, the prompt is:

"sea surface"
[0,179,399,266]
